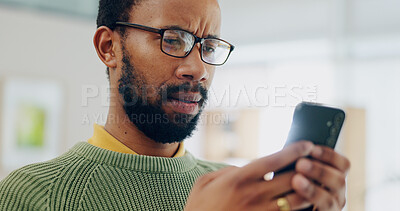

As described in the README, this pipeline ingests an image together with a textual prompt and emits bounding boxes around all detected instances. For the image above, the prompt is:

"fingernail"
[298,159,312,172]
[313,146,323,157]
[297,175,310,190]
[263,171,275,181]
[303,141,314,155]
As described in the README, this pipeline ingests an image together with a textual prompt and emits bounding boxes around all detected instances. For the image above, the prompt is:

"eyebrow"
[163,25,219,39]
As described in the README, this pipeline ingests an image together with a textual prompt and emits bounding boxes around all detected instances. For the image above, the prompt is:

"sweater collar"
[69,142,197,173]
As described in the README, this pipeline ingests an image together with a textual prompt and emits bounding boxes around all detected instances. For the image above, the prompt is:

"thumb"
[194,166,237,188]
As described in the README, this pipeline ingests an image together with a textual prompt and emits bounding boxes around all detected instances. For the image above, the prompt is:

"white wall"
[0,6,109,177]
[339,59,400,211]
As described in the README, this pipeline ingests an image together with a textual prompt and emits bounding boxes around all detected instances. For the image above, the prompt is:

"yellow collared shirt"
[88,124,185,157]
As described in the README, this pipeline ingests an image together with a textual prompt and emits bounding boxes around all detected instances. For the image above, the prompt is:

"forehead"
[129,0,221,37]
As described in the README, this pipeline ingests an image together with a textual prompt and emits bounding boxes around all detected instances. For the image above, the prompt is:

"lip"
[166,92,202,115]
[169,92,202,103]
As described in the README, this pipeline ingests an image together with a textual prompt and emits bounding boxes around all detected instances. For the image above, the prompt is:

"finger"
[264,193,311,211]
[292,174,340,211]
[335,187,347,208]
[310,146,350,173]
[296,158,346,193]
[251,171,296,198]
[240,141,314,180]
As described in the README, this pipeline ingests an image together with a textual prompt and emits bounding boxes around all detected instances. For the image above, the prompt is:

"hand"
[185,141,315,211]
[292,145,351,210]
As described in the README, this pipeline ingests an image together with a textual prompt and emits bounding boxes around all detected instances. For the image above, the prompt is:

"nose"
[175,45,209,82]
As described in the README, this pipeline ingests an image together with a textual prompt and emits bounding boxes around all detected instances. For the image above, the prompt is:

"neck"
[104,103,180,158]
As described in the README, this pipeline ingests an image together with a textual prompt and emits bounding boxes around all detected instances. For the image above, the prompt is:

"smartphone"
[275,102,345,174]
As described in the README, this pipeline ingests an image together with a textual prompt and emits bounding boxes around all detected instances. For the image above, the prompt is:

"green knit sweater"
[0,142,228,210]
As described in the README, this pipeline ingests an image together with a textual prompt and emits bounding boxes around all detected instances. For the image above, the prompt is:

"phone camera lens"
[326,137,336,147]
[334,113,344,124]
[330,127,338,136]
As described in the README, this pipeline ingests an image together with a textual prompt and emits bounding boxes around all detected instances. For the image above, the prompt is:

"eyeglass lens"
[161,29,231,65]
[202,39,231,65]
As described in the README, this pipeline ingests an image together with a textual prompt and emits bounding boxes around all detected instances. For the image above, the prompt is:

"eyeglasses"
[115,22,235,66]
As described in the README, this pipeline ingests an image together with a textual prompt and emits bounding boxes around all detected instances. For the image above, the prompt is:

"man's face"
[114,0,221,143]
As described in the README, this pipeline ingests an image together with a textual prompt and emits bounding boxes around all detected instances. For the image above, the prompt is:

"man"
[0,0,350,210]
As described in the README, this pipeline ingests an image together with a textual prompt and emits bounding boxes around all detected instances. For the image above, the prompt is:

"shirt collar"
[88,124,185,157]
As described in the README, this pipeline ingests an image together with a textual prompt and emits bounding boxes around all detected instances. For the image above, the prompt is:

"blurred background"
[0,0,399,210]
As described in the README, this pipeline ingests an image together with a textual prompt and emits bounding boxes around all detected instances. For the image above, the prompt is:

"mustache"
[161,82,209,102]
[119,80,209,106]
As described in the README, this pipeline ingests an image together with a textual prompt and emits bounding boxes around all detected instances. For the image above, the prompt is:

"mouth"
[166,92,202,115]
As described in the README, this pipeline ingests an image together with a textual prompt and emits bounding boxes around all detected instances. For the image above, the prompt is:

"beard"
[118,48,208,144]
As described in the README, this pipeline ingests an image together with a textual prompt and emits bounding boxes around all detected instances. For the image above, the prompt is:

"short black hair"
[96,0,142,30]
[96,0,142,80]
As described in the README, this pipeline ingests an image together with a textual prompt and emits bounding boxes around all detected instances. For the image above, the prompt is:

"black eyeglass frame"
[115,21,235,66]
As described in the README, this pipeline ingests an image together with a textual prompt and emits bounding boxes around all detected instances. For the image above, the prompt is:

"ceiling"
[219,0,400,46]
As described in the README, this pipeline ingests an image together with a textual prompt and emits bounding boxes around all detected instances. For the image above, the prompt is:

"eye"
[164,38,182,46]
[203,45,216,54]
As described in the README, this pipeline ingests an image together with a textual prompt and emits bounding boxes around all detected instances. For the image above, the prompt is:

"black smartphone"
[275,102,345,174]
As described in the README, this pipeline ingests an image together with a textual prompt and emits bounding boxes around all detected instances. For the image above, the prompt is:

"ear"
[93,26,117,68]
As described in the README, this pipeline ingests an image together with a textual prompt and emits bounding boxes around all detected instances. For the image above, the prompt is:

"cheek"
[205,68,216,88]
[128,43,177,87]
[139,59,177,88]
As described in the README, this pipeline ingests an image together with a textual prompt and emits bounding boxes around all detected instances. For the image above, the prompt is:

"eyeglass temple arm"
[115,22,162,34]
